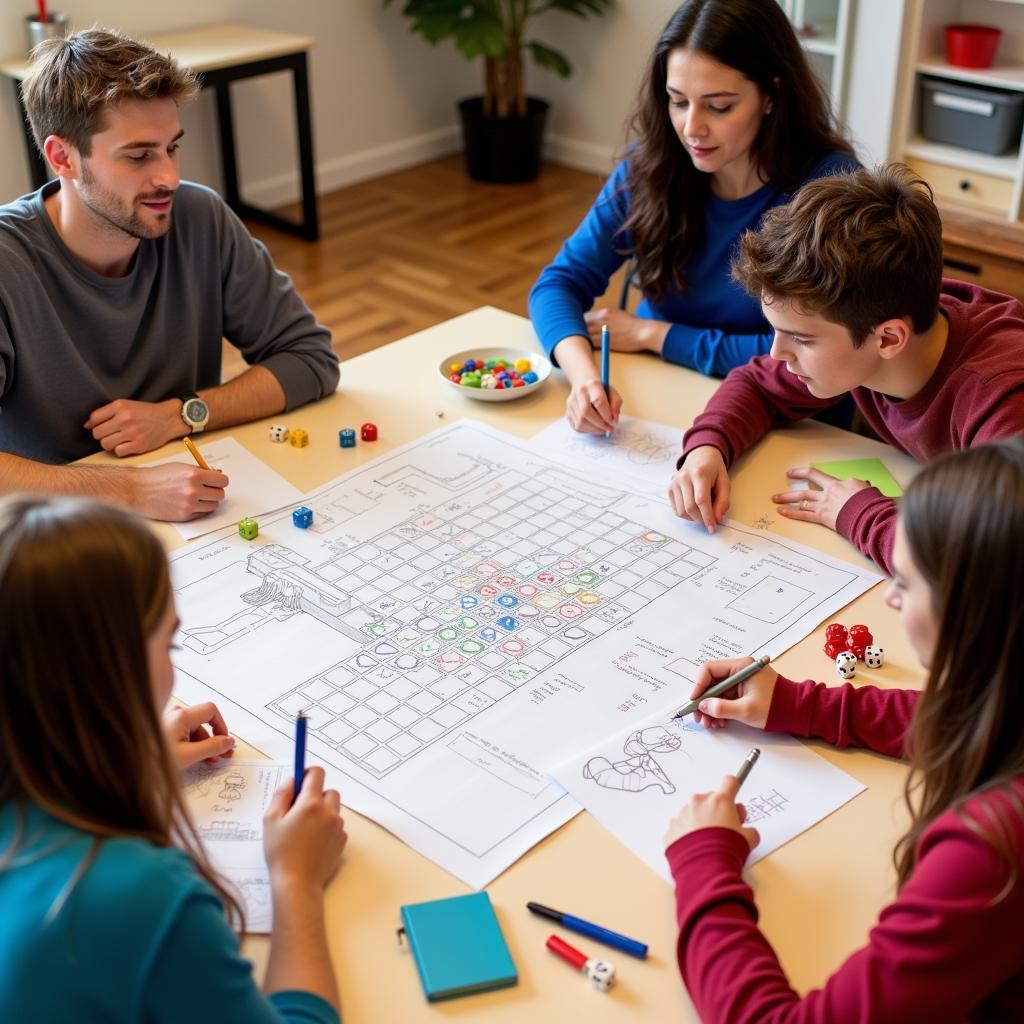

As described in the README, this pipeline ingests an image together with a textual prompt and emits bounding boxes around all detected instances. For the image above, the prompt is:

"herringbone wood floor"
[228,156,624,378]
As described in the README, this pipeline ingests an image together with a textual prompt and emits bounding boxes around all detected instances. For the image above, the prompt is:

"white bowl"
[439,347,552,403]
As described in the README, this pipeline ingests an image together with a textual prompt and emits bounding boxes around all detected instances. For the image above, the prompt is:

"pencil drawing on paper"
[582,726,688,794]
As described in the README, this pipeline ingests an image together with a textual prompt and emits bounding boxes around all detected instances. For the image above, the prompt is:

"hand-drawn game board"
[170,421,880,887]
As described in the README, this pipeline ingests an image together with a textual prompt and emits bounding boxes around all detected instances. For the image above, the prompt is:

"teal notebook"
[399,892,517,1001]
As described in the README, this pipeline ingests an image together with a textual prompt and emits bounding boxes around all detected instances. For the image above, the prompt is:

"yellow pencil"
[182,436,210,470]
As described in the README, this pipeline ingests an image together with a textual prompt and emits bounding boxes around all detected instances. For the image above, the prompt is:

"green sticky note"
[811,458,903,497]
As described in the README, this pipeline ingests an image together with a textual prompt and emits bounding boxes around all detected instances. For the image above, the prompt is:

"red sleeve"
[668,794,1024,1024]
[765,677,919,759]
[834,488,897,576]
[681,356,840,467]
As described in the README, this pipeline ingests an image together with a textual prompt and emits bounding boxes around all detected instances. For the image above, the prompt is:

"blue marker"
[600,322,611,439]
[527,901,648,959]
[293,710,308,805]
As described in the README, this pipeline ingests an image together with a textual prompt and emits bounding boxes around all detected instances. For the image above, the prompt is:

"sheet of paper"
[183,759,289,933]
[149,436,304,540]
[529,414,683,497]
[169,421,881,888]
[550,710,865,883]
[811,457,904,497]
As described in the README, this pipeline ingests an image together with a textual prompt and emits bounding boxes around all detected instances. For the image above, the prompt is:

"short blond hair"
[20,27,199,156]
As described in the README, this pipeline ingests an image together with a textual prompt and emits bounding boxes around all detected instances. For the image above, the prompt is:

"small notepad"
[811,457,903,497]
[399,892,517,1001]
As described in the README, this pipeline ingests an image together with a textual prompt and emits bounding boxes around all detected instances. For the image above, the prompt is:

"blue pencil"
[293,711,308,804]
[600,323,611,438]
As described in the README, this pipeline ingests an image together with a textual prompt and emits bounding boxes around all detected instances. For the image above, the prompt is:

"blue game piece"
[522,371,538,384]
[292,506,313,529]
[339,428,356,448]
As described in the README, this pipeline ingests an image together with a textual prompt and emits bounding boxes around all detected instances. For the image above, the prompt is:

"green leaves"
[527,41,571,78]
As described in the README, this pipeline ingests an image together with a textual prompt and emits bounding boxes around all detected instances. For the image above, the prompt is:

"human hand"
[566,378,623,435]
[163,701,235,771]
[772,466,874,532]
[664,775,760,851]
[688,657,778,730]
[85,398,186,457]
[667,445,730,531]
[584,308,669,355]
[263,767,348,892]
[128,463,229,521]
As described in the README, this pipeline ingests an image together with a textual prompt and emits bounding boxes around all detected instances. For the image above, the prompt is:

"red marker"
[546,934,617,992]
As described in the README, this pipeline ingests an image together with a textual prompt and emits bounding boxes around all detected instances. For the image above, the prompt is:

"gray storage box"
[920,76,1024,155]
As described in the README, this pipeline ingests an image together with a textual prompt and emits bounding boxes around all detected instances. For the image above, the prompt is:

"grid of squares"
[269,479,716,777]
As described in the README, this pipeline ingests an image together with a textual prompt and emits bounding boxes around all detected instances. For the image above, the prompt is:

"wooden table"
[1,23,319,241]
[111,307,924,1022]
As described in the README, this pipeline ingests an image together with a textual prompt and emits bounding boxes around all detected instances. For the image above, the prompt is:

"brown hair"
[622,0,852,302]
[0,496,242,929]
[20,27,199,156]
[894,440,1024,894]
[732,164,944,344]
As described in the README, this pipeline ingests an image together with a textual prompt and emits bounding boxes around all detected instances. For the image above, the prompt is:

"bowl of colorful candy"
[439,347,552,402]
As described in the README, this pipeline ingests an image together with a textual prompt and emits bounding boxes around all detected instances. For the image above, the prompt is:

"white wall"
[0,0,906,206]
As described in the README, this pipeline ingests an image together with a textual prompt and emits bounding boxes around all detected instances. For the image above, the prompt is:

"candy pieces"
[447,355,538,390]
[237,516,258,540]
[360,422,377,442]
[289,428,309,448]
[268,424,289,443]
[339,428,356,448]
[292,506,313,529]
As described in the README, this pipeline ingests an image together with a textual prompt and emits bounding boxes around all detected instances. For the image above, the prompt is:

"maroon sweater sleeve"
[668,792,1024,1023]
[834,488,898,576]
[681,356,841,467]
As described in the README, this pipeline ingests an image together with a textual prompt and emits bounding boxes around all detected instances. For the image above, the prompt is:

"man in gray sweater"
[0,29,339,521]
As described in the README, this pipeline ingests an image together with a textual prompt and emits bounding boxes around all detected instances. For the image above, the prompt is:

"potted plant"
[385,0,613,183]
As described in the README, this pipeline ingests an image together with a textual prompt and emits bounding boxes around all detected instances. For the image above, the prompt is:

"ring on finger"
[800,498,810,512]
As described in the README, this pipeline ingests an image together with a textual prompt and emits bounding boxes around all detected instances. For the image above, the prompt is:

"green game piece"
[237,516,258,541]
[811,457,903,497]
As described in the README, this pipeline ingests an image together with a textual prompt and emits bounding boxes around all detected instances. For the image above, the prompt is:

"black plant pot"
[457,97,550,183]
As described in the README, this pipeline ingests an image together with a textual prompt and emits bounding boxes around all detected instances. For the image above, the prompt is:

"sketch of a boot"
[583,727,680,795]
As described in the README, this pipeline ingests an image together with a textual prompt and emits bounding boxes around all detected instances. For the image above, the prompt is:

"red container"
[945,24,1002,69]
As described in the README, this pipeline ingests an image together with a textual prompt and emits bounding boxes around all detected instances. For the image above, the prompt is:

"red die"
[848,624,872,642]
[360,422,378,442]
[824,641,845,660]
[846,639,867,660]
[825,623,848,643]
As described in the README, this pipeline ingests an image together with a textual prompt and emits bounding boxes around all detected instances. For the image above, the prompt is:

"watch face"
[184,398,208,423]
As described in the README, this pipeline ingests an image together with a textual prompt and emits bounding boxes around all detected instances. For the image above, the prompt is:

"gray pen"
[671,655,771,719]
[735,748,760,789]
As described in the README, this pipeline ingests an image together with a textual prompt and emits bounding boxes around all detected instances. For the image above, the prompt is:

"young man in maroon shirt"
[669,164,1024,575]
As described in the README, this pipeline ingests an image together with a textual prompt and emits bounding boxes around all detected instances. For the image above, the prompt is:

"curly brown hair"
[20,27,199,156]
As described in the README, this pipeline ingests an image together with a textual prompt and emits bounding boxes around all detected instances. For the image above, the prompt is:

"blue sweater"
[0,804,338,1024]
[529,152,859,377]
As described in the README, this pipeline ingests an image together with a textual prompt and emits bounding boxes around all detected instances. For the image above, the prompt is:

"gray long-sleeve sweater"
[0,180,339,463]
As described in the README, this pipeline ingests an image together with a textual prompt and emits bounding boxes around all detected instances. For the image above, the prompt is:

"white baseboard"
[242,125,617,205]
[244,124,462,207]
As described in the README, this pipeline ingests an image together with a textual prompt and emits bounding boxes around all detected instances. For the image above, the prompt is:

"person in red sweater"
[664,439,1024,1022]
[668,164,1024,575]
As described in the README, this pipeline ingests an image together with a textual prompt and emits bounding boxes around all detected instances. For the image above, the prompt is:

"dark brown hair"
[622,0,852,301]
[732,164,944,344]
[894,440,1024,893]
[0,496,242,929]
[20,27,199,156]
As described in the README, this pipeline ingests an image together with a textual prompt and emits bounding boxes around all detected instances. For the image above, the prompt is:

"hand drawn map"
[170,421,880,887]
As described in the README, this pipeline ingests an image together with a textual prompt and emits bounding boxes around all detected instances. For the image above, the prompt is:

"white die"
[585,959,616,993]
[835,651,857,679]
[269,424,289,443]
[865,644,885,668]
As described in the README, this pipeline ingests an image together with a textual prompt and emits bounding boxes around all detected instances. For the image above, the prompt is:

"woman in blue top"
[530,0,859,434]
[0,497,348,1024]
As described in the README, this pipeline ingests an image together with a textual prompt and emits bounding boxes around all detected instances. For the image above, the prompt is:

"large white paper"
[530,414,684,498]
[183,759,288,933]
[169,421,881,888]
[149,436,304,540]
[551,710,865,883]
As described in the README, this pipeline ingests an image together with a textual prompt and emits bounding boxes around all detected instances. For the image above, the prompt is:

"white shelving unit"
[779,0,855,116]
[892,0,1024,220]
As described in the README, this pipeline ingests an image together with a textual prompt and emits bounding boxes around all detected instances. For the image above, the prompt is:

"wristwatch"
[179,391,210,434]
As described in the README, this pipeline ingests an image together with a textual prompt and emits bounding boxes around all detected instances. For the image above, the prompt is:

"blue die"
[339,428,357,448]
[292,505,313,529]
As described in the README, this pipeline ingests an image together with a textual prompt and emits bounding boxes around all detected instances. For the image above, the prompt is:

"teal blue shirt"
[0,804,338,1024]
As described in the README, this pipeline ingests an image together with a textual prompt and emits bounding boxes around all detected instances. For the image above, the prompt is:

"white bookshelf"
[779,0,854,115]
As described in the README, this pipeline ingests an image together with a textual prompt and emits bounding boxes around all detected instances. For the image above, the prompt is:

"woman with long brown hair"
[664,439,1024,1020]
[530,0,857,434]
[0,497,347,1023]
